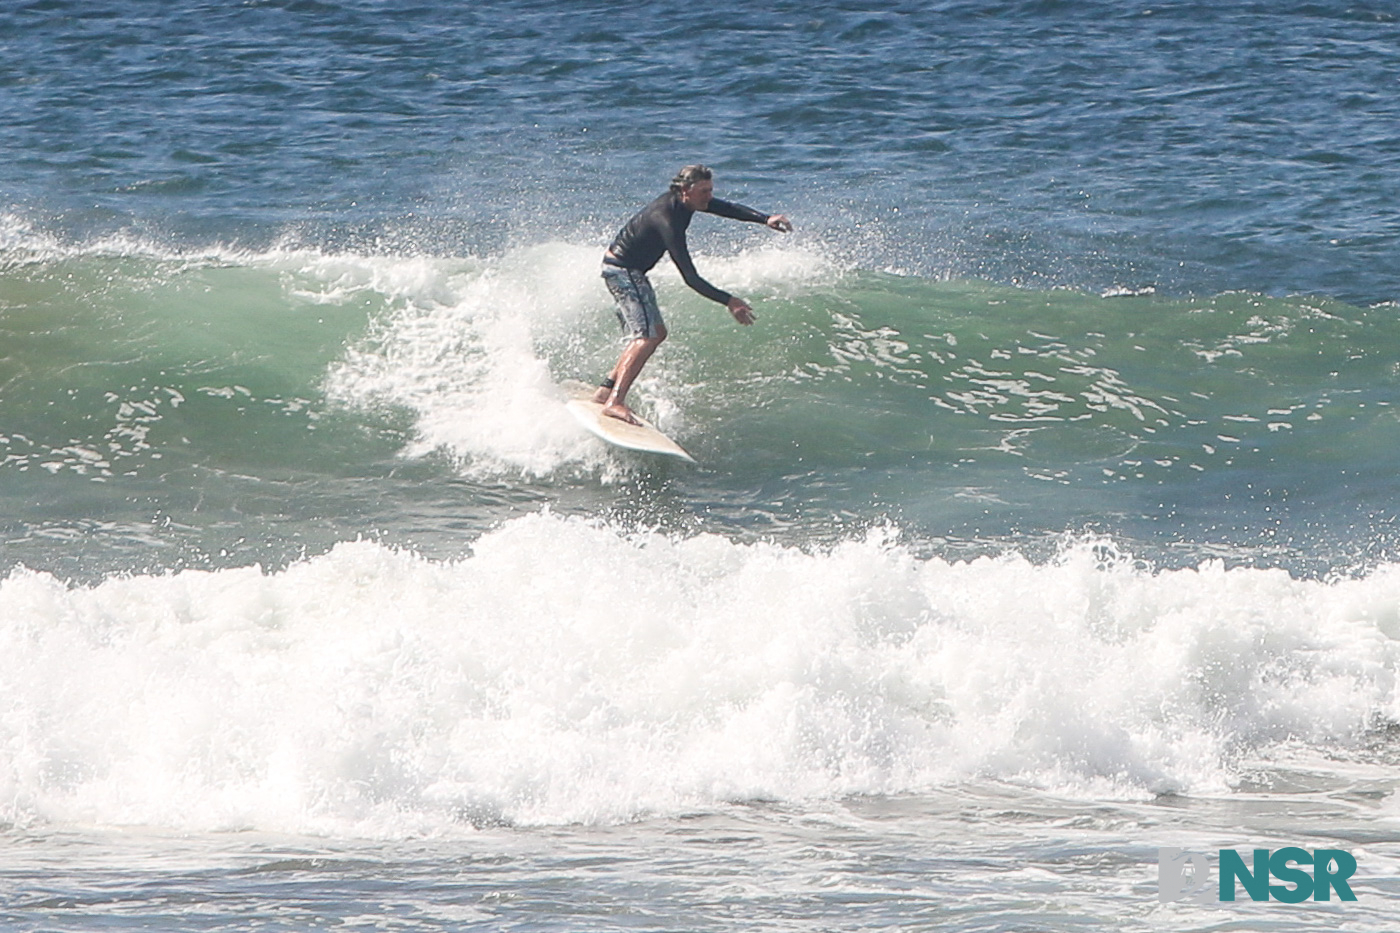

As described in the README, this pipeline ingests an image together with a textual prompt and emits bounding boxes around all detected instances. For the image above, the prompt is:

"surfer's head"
[672,164,714,210]
[671,164,712,192]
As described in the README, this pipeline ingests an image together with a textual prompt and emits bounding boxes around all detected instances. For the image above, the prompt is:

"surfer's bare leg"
[597,328,666,424]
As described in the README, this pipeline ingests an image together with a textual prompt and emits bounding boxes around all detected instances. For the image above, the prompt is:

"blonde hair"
[670,164,713,192]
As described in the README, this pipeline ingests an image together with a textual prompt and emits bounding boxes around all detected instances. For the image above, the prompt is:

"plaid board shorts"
[601,262,665,340]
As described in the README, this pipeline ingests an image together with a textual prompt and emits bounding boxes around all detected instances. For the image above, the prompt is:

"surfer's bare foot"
[591,387,610,404]
[601,403,641,425]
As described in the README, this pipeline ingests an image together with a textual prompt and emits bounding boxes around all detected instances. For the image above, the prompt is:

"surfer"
[593,164,792,424]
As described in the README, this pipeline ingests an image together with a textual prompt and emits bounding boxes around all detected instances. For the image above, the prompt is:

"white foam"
[0,213,261,268]
[2,515,1397,837]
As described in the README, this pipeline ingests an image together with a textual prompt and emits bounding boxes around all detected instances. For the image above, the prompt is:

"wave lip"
[2,513,1396,836]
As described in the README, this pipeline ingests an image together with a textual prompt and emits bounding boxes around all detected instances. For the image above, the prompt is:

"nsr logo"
[1159,848,1358,903]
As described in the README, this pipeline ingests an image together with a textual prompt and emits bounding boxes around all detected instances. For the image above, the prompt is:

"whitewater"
[6,515,1400,833]
[4,235,1400,928]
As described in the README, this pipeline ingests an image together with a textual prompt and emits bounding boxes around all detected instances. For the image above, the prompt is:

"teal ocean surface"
[3,2,1400,930]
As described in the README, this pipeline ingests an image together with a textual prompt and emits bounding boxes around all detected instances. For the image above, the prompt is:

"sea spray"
[322,240,837,477]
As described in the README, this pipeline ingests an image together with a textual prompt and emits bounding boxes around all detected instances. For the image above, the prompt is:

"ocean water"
[4,1,1400,929]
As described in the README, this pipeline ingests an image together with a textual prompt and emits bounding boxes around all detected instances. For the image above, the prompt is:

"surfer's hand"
[727,297,756,325]
[767,214,793,233]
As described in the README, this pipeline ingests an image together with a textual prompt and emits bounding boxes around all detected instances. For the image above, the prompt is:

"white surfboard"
[562,381,695,462]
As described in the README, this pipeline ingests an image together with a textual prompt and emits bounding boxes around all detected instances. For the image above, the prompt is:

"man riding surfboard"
[593,165,793,424]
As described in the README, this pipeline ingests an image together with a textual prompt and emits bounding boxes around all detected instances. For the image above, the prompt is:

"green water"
[3,244,1398,580]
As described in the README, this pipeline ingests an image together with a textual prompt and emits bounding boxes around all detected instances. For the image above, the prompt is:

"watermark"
[1159,847,1358,904]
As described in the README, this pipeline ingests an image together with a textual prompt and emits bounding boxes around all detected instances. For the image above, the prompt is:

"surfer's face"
[679,179,713,210]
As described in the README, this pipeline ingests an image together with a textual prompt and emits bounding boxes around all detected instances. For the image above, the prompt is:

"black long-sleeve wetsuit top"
[606,190,771,305]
